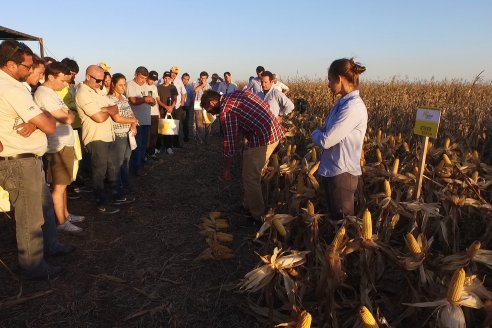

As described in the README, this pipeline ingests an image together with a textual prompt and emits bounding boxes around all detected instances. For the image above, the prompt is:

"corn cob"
[447,268,465,303]
[467,241,481,259]
[362,209,372,240]
[296,310,312,328]
[384,179,392,198]
[286,144,292,157]
[427,142,433,152]
[395,132,402,144]
[307,200,315,216]
[272,217,287,237]
[472,150,480,164]
[216,232,234,243]
[311,147,317,163]
[376,129,382,143]
[376,148,383,163]
[359,306,378,328]
[403,142,410,153]
[442,154,452,166]
[209,211,222,220]
[392,158,400,176]
[444,137,451,150]
[309,161,320,176]
[471,171,479,183]
[405,233,422,256]
[388,135,395,148]
[292,144,297,155]
[331,226,346,250]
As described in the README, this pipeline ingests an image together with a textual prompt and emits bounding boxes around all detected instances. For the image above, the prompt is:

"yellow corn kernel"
[307,200,315,216]
[442,154,452,166]
[362,209,372,240]
[471,171,479,183]
[392,158,400,176]
[359,306,378,328]
[309,161,320,176]
[405,233,422,256]
[286,144,292,157]
[376,148,383,163]
[443,137,450,150]
[384,179,392,198]
[296,310,312,328]
[447,268,465,303]
[331,226,346,250]
[272,217,287,237]
[467,241,481,259]
[311,147,317,163]
[472,150,480,164]
[403,142,410,153]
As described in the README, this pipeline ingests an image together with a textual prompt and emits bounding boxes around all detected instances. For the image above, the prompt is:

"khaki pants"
[242,141,279,219]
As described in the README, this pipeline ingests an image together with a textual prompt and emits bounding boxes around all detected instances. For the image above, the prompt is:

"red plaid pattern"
[220,90,284,157]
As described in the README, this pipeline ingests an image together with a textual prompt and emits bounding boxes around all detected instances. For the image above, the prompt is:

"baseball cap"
[170,66,179,74]
[163,71,172,78]
[148,71,158,81]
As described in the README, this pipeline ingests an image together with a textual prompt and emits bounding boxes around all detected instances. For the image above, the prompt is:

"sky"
[2,0,491,83]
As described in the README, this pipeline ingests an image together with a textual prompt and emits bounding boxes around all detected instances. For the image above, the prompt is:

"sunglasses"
[89,75,103,83]
[18,63,33,71]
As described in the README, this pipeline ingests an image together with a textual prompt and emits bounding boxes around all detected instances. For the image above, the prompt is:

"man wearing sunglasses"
[75,65,120,214]
[0,40,61,280]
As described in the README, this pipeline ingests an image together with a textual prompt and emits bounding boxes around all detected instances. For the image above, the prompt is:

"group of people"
[0,39,367,282]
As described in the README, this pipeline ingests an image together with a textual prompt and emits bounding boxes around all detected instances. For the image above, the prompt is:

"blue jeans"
[132,125,150,172]
[111,135,132,197]
[0,157,45,270]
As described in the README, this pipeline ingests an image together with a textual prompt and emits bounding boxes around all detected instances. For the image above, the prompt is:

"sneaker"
[57,221,83,234]
[154,148,160,155]
[75,186,93,193]
[97,205,120,214]
[67,213,85,223]
[166,148,174,155]
[114,195,136,205]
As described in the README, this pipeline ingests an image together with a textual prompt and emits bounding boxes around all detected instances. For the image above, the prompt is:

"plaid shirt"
[220,90,284,158]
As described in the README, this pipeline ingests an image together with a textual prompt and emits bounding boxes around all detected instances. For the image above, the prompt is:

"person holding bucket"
[156,71,178,155]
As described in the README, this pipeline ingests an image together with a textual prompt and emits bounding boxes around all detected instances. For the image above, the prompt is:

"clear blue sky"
[2,0,491,83]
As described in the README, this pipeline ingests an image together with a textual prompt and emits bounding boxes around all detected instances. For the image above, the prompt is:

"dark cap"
[148,70,158,81]
[163,71,172,78]
[212,73,220,79]
[135,66,149,76]
[256,66,265,73]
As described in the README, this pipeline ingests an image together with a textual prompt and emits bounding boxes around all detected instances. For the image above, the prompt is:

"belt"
[0,153,38,161]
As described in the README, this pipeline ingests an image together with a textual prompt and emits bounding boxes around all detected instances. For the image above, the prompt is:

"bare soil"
[0,135,264,328]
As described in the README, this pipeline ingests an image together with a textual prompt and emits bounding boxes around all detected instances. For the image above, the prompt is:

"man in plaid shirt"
[201,90,284,221]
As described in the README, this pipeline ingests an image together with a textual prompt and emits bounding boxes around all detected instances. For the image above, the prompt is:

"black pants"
[322,173,359,220]
[182,105,192,141]
[86,141,115,205]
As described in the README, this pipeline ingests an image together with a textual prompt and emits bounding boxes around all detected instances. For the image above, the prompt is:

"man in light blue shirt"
[257,71,294,120]
[244,65,264,93]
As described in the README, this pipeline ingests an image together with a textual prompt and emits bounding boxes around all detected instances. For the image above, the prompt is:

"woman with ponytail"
[311,58,368,220]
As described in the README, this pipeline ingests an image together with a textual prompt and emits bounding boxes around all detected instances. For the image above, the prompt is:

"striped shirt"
[108,95,134,137]
[220,90,284,158]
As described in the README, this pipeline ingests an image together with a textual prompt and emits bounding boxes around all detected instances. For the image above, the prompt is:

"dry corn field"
[234,79,492,327]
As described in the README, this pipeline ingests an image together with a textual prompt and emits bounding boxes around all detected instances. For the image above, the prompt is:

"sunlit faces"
[103,74,111,89]
[199,75,208,84]
[26,63,45,85]
[224,74,232,84]
[49,72,68,91]
[163,76,172,86]
[181,75,190,85]
[86,70,104,91]
[261,75,273,92]
[112,77,127,95]
[15,55,34,82]
[134,73,147,86]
